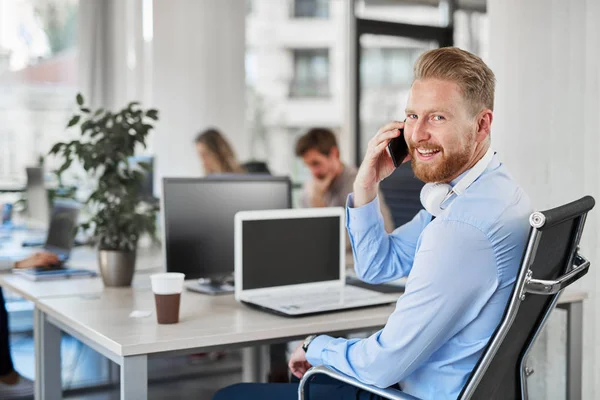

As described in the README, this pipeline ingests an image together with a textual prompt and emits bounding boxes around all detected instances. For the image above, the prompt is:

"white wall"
[489,0,600,398]
[152,0,246,189]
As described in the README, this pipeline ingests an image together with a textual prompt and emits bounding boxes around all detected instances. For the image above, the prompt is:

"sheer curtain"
[77,0,148,110]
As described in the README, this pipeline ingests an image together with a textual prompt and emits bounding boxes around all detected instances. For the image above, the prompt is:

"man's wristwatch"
[302,335,317,353]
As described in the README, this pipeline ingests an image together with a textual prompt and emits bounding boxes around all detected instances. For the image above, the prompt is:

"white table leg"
[34,308,62,400]
[120,354,148,400]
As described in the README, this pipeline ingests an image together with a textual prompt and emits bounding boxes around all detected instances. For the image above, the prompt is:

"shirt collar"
[449,152,499,188]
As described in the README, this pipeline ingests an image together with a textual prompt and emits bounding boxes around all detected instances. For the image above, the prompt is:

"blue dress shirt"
[305,154,532,399]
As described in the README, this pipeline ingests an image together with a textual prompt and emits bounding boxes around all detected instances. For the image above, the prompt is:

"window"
[290,49,329,97]
[361,47,423,89]
[293,0,329,18]
[0,0,79,185]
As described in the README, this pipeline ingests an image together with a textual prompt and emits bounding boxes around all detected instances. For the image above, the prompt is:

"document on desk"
[13,267,97,281]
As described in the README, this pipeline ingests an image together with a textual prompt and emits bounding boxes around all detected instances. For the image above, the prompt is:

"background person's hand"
[288,342,313,379]
[354,121,410,207]
[14,252,60,269]
[308,173,335,207]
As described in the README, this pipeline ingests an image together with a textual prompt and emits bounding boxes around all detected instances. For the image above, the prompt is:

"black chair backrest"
[380,163,425,228]
[462,196,595,399]
[242,161,271,175]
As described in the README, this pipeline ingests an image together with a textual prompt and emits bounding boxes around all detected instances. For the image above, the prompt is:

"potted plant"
[49,93,159,287]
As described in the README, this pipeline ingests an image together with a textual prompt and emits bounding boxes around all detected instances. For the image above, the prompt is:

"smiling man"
[214,47,532,400]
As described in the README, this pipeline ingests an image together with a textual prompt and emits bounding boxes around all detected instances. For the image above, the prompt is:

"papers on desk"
[13,267,97,281]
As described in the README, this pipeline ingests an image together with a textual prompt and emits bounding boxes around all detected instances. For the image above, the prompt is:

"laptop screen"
[241,215,340,290]
[45,202,80,254]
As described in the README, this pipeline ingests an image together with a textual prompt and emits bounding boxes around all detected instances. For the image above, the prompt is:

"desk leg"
[566,301,583,400]
[242,346,270,382]
[242,347,260,382]
[34,308,62,400]
[120,355,147,400]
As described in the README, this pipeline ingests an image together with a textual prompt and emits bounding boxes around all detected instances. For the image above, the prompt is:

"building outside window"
[290,48,330,98]
[293,0,329,18]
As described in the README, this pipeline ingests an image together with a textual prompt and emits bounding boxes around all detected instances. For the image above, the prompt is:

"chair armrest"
[525,252,590,295]
[297,366,421,400]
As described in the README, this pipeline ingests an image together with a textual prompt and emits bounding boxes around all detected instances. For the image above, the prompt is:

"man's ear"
[475,110,493,143]
[329,146,340,160]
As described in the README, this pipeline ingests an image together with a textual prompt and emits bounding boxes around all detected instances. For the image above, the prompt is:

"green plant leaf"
[48,142,64,155]
[80,107,91,113]
[76,93,84,106]
[145,109,159,120]
[94,108,105,117]
[67,115,80,128]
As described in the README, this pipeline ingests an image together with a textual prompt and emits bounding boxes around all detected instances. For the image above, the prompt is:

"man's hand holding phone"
[354,121,411,208]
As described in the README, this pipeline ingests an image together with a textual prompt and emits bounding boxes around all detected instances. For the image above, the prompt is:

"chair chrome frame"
[298,199,593,400]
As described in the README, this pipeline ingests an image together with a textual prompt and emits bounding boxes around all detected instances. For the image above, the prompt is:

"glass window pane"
[0,0,79,186]
[291,49,329,97]
[294,0,329,18]
[453,10,489,60]
[359,34,436,158]
[355,0,443,27]
[246,1,342,187]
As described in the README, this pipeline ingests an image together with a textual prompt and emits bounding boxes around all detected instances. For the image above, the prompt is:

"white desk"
[0,246,162,299]
[0,242,163,397]
[29,287,586,400]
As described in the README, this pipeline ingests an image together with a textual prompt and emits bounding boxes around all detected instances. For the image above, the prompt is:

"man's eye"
[432,115,445,121]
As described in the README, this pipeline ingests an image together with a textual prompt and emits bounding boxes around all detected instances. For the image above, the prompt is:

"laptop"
[234,207,399,317]
[2,200,85,270]
[25,167,50,225]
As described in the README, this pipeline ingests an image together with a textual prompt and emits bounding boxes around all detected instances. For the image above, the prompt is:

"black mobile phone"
[387,128,409,168]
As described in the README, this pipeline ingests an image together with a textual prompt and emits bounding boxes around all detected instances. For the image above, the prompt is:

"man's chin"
[412,162,450,183]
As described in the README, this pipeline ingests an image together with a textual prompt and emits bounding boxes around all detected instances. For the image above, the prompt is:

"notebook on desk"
[13,266,96,281]
[234,208,399,317]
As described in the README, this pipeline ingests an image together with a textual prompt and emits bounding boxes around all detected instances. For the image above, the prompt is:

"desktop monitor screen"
[162,176,291,280]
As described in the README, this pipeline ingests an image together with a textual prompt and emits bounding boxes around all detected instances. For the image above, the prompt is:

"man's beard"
[410,143,474,183]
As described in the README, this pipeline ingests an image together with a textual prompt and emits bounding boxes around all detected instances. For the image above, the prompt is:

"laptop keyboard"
[250,286,396,312]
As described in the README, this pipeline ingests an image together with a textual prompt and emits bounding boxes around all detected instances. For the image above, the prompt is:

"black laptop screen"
[45,203,79,253]
[241,216,341,290]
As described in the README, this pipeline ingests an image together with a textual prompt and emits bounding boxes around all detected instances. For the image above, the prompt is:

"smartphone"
[387,128,409,168]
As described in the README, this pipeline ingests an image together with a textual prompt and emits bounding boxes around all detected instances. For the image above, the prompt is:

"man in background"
[295,128,394,232]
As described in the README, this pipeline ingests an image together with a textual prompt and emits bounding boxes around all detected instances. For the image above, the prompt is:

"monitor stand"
[185,277,234,295]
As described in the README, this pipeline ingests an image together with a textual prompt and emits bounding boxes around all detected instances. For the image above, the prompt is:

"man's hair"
[413,47,496,116]
[295,128,338,157]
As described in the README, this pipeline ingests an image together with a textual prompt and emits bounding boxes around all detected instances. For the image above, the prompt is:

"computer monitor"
[128,156,154,201]
[25,167,49,225]
[162,176,291,294]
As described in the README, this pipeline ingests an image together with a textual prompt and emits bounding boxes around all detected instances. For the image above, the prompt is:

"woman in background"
[194,129,245,175]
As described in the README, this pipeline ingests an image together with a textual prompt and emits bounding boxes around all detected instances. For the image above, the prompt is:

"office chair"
[299,195,595,400]
[242,160,271,175]
[379,163,424,228]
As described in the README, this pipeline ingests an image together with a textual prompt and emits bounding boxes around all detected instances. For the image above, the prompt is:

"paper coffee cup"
[150,272,185,294]
[150,273,185,324]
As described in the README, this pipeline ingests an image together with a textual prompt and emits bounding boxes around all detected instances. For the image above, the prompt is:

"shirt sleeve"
[306,219,499,388]
[346,193,430,284]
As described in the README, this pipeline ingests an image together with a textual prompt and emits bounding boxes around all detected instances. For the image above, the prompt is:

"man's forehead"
[407,79,464,110]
